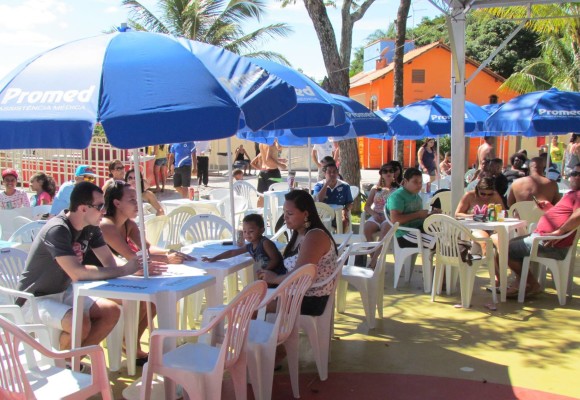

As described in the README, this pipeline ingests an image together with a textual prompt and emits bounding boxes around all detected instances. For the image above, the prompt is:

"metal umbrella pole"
[132,149,149,278]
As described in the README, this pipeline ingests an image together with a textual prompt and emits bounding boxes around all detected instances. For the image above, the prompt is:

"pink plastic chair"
[0,315,112,400]
[140,280,267,400]
[246,264,317,400]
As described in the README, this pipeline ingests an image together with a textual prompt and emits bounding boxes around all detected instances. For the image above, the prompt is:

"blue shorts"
[509,234,569,261]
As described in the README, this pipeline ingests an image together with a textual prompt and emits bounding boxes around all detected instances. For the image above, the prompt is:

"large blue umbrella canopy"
[389,95,489,139]
[237,94,389,146]
[485,88,580,136]
[249,59,346,131]
[466,103,506,137]
[0,31,297,149]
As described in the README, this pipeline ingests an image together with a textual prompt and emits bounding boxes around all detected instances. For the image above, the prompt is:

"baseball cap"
[1,168,18,180]
[75,165,97,177]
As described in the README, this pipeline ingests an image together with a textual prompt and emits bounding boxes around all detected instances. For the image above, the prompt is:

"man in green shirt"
[386,167,438,249]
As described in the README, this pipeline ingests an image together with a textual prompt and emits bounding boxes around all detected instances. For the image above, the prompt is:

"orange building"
[349,41,518,168]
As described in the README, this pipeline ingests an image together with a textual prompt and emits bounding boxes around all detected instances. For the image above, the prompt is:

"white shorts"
[23,285,97,330]
[366,214,390,228]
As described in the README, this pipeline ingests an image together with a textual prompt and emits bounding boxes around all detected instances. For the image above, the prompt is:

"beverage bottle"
[236,221,245,247]
[188,187,194,200]
[193,187,200,201]
[487,203,496,222]
[495,204,503,221]
[287,171,296,191]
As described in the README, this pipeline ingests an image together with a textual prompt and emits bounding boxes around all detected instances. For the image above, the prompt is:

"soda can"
[188,187,194,200]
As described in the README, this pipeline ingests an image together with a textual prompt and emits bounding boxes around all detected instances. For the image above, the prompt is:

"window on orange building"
[412,69,425,83]
[369,95,378,111]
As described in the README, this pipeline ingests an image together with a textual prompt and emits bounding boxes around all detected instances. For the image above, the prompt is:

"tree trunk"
[393,0,411,164]
[302,0,376,213]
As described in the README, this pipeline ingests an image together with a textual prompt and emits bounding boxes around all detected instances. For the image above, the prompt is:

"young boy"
[202,214,286,279]
[232,169,244,181]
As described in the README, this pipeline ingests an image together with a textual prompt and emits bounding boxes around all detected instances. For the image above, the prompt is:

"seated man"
[313,163,353,232]
[386,167,437,249]
[507,156,560,207]
[506,162,580,298]
[51,165,97,215]
[16,181,165,350]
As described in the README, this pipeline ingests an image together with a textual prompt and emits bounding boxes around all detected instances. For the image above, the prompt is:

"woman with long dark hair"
[125,169,164,216]
[29,172,56,206]
[417,138,439,192]
[258,190,338,316]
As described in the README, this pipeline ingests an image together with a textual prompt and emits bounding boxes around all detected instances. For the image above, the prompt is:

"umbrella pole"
[288,147,292,171]
[437,136,441,188]
[132,149,149,278]
[546,134,552,176]
[227,137,235,228]
[308,138,312,191]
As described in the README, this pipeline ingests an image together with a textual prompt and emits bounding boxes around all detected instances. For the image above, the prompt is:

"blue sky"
[0,0,440,80]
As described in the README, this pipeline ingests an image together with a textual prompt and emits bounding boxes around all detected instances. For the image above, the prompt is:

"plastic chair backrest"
[144,215,168,247]
[180,214,234,245]
[424,214,473,265]
[270,224,292,244]
[314,202,335,220]
[142,202,157,215]
[465,168,476,183]
[0,248,28,294]
[261,264,316,345]
[508,201,544,224]
[429,191,452,215]
[465,179,479,192]
[8,221,46,245]
[558,180,570,190]
[165,206,197,250]
[233,181,262,208]
[222,281,267,368]
[31,205,51,219]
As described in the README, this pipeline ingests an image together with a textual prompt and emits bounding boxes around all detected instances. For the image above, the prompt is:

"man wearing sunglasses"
[50,165,98,216]
[507,163,580,299]
[17,182,165,350]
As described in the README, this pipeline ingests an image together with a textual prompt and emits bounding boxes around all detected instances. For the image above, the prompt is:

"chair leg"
[431,263,444,302]
[421,251,433,294]
[247,346,275,400]
[140,362,154,400]
[518,258,531,303]
[229,353,248,400]
[285,329,301,399]
[336,279,348,313]
[550,265,569,306]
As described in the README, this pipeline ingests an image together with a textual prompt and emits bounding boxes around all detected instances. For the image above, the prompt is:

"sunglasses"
[479,191,494,197]
[86,203,106,211]
[83,176,96,182]
[569,171,580,177]
[381,169,394,174]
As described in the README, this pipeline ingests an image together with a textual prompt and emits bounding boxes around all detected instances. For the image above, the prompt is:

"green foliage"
[122,0,292,62]
[350,46,364,76]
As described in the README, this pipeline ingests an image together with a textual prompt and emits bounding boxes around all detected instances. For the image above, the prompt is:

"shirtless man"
[507,157,560,207]
[476,137,495,170]
[250,141,287,207]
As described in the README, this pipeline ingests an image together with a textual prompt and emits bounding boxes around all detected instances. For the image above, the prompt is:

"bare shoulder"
[304,229,331,244]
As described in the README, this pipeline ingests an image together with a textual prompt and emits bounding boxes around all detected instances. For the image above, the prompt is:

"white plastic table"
[459,217,527,302]
[263,190,288,235]
[182,241,255,305]
[72,264,215,399]
[161,198,222,215]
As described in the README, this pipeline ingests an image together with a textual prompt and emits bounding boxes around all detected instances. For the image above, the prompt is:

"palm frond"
[243,50,292,65]
[122,0,171,34]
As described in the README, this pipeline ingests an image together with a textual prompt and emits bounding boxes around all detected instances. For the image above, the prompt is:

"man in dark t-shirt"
[17,182,164,350]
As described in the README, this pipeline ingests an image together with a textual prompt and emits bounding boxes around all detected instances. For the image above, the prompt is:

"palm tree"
[482,3,579,92]
[122,0,293,64]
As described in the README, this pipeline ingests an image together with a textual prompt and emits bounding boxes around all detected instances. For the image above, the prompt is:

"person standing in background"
[549,136,565,172]
[312,140,335,181]
[168,142,195,198]
[153,144,168,193]
[0,169,30,209]
[194,141,211,187]
[251,141,287,207]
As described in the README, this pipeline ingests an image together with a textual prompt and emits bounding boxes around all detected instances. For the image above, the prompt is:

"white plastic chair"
[557,180,570,191]
[336,223,398,329]
[31,205,51,219]
[349,185,360,201]
[315,202,336,233]
[508,201,544,234]
[233,180,263,209]
[465,179,479,192]
[268,182,288,191]
[180,214,234,246]
[0,248,126,372]
[298,248,350,382]
[219,195,249,227]
[424,214,497,308]
[163,206,197,250]
[517,228,580,305]
[8,221,46,252]
[144,215,168,247]
[247,265,316,400]
[465,168,477,184]
[0,315,113,400]
[385,213,433,293]
[429,191,452,215]
[208,188,230,201]
[142,202,158,215]
[269,223,292,244]
[12,216,33,232]
[140,280,267,400]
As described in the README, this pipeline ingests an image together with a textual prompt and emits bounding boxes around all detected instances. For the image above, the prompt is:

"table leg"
[122,300,139,376]
[71,288,85,372]
[154,292,179,400]
[205,272,225,307]
[497,227,509,302]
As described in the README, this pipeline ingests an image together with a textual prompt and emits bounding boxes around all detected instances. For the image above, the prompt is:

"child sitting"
[202,214,286,280]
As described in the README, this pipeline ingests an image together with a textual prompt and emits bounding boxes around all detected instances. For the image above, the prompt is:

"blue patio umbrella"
[466,103,506,138]
[0,30,299,279]
[248,59,346,131]
[485,88,580,136]
[389,95,490,139]
[0,31,298,149]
